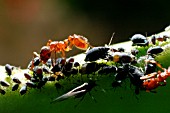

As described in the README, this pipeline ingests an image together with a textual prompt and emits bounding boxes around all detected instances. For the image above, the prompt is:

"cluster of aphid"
[1,33,170,104]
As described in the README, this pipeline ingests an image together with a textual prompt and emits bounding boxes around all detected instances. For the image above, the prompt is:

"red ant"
[140,60,170,92]
[37,34,91,67]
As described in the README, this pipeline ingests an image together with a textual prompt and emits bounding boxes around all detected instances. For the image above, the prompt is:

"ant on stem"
[41,34,92,65]
[140,60,170,92]
[29,34,92,70]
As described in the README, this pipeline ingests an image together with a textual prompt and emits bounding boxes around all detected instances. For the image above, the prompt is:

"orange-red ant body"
[141,64,170,92]
[40,34,91,64]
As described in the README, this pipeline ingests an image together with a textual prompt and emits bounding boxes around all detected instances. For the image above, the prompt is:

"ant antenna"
[145,32,148,37]
[145,32,149,40]
[108,32,115,46]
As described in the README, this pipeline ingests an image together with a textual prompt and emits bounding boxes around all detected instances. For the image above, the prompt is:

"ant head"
[40,46,51,63]
[46,39,52,46]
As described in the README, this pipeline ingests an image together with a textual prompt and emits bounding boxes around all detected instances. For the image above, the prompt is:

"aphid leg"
[74,95,85,108]
[134,87,140,101]
[85,47,91,54]
[54,51,57,66]
[108,32,115,46]
[60,50,66,61]
[88,91,97,103]
[88,44,94,48]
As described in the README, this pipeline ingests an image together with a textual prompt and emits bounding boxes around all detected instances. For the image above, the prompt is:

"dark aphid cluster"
[1,31,170,107]
[12,56,81,95]
[151,34,170,45]
[129,33,170,92]
[110,63,145,94]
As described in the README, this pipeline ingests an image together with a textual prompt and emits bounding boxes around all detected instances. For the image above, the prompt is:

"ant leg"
[63,39,71,51]
[30,57,35,71]
[61,50,66,58]
[30,52,40,70]
[50,51,55,67]
[67,43,73,51]
[88,43,94,48]
[140,72,157,80]
[145,59,164,70]
[54,51,57,66]
[158,80,167,86]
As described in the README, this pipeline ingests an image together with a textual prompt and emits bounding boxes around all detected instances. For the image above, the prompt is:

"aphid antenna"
[108,32,115,46]
[33,52,40,57]
[85,47,91,54]
[145,32,151,43]
[145,32,148,38]
[74,89,97,108]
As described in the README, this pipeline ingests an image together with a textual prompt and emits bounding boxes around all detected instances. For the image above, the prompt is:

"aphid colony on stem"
[50,33,170,103]
[1,31,170,107]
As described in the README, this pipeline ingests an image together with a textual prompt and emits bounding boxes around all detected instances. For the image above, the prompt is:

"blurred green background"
[0,0,170,68]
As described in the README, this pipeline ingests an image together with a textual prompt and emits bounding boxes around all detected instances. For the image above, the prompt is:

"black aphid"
[12,77,21,84]
[33,66,43,80]
[0,80,10,87]
[26,81,36,88]
[130,34,149,46]
[98,65,117,74]
[117,47,125,52]
[20,85,27,95]
[80,62,102,74]
[0,89,6,95]
[5,64,14,76]
[27,57,40,69]
[85,47,110,61]
[48,76,56,81]
[36,77,48,89]
[110,52,134,64]
[147,46,163,55]
[24,73,32,80]
[145,63,156,75]
[12,83,19,91]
